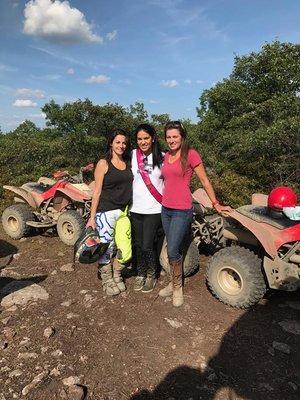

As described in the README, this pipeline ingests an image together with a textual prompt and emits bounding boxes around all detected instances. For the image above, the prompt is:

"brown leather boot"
[158,281,172,297]
[171,258,183,307]
[100,263,120,296]
[113,259,126,292]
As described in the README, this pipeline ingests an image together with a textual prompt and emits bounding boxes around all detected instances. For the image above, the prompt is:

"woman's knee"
[167,243,180,262]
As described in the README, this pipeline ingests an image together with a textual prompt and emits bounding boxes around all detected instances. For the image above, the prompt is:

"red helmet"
[268,186,297,211]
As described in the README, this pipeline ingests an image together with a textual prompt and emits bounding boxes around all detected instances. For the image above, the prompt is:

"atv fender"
[55,188,86,203]
[3,185,36,208]
[227,210,283,258]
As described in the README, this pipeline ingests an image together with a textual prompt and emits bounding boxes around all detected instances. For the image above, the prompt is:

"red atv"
[192,189,300,308]
[2,164,94,245]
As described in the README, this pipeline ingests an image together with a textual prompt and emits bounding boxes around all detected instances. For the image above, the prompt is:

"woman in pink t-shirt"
[159,121,231,307]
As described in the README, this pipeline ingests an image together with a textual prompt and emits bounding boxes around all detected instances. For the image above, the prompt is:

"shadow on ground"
[0,239,18,268]
[130,293,300,400]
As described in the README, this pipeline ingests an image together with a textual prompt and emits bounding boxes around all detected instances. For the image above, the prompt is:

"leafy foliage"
[196,41,300,205]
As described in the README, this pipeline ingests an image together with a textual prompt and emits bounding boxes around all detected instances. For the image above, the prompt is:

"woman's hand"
[213,203,232,216]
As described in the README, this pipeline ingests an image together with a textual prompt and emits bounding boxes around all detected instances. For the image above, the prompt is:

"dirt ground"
[0,228,299,400]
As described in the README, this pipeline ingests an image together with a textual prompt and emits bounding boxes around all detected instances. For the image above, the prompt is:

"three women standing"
[86,121,229,307]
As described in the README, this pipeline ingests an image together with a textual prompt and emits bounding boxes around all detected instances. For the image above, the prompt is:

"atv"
[192,189,300,308]
[2,164,94,246]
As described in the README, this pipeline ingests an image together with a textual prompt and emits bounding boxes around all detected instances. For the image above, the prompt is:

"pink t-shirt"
[162,149,202,210]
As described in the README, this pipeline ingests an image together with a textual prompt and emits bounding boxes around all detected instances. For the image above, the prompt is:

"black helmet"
[74,227,108,264]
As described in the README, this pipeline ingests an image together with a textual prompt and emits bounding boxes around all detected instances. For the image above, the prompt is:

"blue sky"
[0,0,299,132]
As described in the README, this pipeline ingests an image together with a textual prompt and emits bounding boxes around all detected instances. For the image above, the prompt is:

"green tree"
[129,102,149,123]
[42,99,137,137]
[197,41,300,205]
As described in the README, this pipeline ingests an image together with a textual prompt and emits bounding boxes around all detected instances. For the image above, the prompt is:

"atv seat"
[236,205,299,229]
[21,182,51,194]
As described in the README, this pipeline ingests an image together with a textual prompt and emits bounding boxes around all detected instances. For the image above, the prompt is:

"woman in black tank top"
[87,129,133,296]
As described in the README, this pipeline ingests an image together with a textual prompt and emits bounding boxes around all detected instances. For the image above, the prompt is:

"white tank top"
[130,149,164,214]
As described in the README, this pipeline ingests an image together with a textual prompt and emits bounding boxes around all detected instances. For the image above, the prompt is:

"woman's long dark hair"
[164,120,190,173]
[134,124,163,168]
[105,129,131,164]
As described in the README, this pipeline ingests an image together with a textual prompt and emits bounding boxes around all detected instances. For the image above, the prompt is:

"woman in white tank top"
[131,124,164,293]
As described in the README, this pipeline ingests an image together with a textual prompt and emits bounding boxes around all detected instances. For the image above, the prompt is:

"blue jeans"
[161,206,193,262]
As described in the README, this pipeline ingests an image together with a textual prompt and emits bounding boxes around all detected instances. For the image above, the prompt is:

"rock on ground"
[62,375,82,386]
[21,370,49,396]
[278,320,300,335]
[2,327,16,340]
[272,341,291,354]
[0,283,49,308]
[164,318,183,329]
[43,326,55,339]
[68,384,85,400]
[60,263,74,272]
[18,352,38,360]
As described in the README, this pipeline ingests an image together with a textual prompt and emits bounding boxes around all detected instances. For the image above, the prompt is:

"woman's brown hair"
[164,121,190,173]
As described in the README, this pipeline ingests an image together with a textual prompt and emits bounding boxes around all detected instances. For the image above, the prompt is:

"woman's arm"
[86,159,108,229]
[194,164,232,214]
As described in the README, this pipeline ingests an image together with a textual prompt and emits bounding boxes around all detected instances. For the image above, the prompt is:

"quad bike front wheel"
[57,210,85,246]
[160,237,199,277]
[2,204,35,239]
[206,246,266,309]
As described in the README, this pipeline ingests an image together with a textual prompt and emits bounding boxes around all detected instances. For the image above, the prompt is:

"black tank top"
[97,161,133,212]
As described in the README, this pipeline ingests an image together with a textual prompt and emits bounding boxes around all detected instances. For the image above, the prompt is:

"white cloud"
[67,68,74,75]
[106,30,118,41]
[16,88,45,98]
[161,79,178,88]
[23,0,102,44]
[184,79,192,85]
[86,75,110,84]
[149,99,159,104]
[196,80,204,84]
[13,99,38,107]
